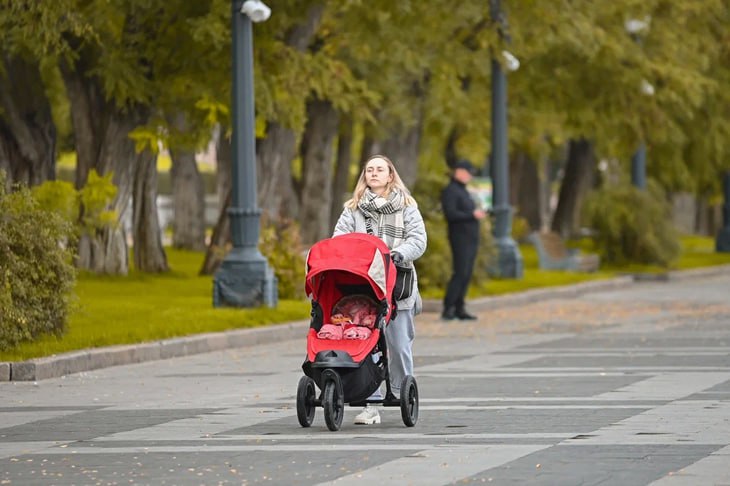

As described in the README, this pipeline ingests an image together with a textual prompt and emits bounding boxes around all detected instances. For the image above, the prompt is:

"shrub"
[259,217,306,300]
[0,171,77,350]
[583,182,680,267]
[414,172,495,293]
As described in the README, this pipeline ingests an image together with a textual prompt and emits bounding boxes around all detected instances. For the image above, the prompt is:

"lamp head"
[241,0,271,22]
[502,50,520,72]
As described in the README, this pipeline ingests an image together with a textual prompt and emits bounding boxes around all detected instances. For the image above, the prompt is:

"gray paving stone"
[459,444,721,486]
[418,374,647,397]
[1,269,729,484]
[511,354,730,369]
[520,335,730,350]
[0,450,403,485]
[0,409,220,442]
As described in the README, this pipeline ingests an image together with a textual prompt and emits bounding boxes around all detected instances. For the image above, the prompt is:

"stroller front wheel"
[400,375,419,427]
[322,372,344,431]
[296,376,316,427]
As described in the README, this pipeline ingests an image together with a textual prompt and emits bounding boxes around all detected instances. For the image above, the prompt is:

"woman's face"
[365,158,393,194]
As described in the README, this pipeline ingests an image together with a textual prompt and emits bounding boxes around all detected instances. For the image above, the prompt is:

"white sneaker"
[354,406,381,425]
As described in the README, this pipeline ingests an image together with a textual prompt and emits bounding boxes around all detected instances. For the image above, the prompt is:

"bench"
[527,231,600,272]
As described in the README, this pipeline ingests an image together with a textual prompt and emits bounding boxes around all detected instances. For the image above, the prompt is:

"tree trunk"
[551,138,596,238]
[132,148,168,272]
[359,132,377,170]
[374,124,421,189]
[257,121,298,219]
[200,189,231,275]
[330,117,354,231]
[0,53,56,187]
[298,98,339,245]
[168,112,205,251]
[61,58,149,274]
[215,127,232,213]
[443,127,460,169]
[510,150,542,231]
[366,83,424,188]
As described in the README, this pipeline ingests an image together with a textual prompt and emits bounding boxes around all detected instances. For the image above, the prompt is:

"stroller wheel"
[322,373,344,431]
[296,376,316,427]
[400,375,419,427]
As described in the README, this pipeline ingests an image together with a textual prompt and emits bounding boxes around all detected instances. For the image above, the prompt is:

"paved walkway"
[1,269,729,484]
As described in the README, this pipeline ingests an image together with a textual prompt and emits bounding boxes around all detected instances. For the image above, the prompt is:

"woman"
[333,154,427,425]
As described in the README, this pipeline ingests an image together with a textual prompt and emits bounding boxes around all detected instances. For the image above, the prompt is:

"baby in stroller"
[296,233,419,431]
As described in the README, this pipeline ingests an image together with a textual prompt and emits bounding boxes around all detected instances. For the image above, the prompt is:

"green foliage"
[511,215,531,243]
[31,179,78,222]
[583,182,680,266]
[79,170,118,234]
[259,218,307,300]
[0,171,77,350]
[413,172,495,292]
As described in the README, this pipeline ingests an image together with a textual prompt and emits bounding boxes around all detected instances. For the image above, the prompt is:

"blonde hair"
[344,155,417,209]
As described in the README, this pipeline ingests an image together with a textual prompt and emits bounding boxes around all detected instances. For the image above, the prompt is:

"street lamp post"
[625,17,651,191]
[716,171,730,253]
[488,0,523,278]
[213,0,277,308]
[631,143,647,190]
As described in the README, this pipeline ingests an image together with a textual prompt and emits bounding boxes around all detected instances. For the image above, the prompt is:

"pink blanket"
[317,324,343,340]
[343,326,372,340]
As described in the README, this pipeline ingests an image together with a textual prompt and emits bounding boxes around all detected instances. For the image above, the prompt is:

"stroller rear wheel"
[400,375,419,427]
[322,371,344,431]
[296,376,316,427]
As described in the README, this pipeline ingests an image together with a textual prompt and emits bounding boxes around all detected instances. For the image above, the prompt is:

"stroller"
[296,233,419,431]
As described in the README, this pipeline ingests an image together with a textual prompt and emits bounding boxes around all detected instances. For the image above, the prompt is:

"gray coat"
[333,205,427,312]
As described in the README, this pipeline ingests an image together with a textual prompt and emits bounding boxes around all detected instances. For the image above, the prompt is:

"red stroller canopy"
[305,233,396,305]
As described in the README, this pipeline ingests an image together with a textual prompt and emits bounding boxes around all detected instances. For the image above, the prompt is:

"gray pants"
[372,306,415,399]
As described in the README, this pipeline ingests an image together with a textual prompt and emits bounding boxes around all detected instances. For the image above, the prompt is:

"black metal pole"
[231,4,259,246]
[716,171,730,252]
[631,143,647,190]
[489,0,523,278]
[213,0,277,307]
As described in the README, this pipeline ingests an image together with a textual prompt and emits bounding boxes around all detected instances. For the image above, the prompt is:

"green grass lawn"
[2,236,728,362]
[0,249,309,362]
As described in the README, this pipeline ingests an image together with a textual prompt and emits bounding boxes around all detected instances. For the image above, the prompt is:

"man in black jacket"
[441,160,486,320]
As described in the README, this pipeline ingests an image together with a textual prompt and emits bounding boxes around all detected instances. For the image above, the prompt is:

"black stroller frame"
[297,296,419,431]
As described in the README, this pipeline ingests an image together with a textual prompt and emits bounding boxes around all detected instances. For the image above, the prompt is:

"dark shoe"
[456,310,477,320]
[441,307,457,321]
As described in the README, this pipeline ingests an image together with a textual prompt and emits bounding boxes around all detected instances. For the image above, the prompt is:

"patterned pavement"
[1,273,729,485]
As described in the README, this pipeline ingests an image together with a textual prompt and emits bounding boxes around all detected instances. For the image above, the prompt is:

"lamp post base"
[213,247,278,307]
[716,227,730,253]
[490,236,524,279]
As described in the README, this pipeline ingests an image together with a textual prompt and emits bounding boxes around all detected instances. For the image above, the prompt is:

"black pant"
[443,232,478,312]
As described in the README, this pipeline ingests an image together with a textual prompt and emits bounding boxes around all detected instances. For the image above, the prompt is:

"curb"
[2,320,308,382]
[421,263,730,313]
[420,276,634,313]
[2,264,728,382]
